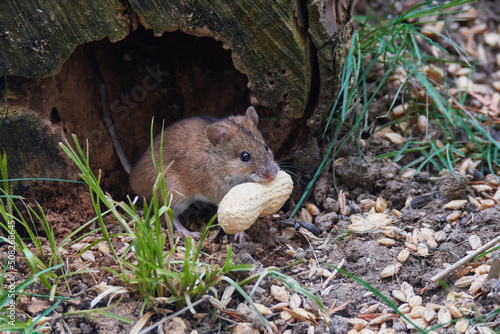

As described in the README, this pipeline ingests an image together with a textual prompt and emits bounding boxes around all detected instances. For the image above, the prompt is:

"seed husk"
[445,303,462,319]
[444,200,468,210]
[378,238,396,246]
[408,295,422,308]
[392,290,407,303]
[468,235,482,250]
[380,263,402,278]
[423,308,436,323]
[397,249,410,263]
[398,303,411,314]
[437,307,452,327]
[306,203,320,216]
[454,276,476,288]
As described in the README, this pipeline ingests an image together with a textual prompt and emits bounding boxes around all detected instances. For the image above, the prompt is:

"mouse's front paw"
[184,230,202,240]
[174,219,201,239]
[234,231,250,243]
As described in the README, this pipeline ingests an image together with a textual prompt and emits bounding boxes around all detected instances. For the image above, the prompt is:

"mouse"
[129,106,279,242]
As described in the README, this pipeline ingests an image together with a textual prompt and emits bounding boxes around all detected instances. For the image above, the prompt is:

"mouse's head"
[206,106,279,184]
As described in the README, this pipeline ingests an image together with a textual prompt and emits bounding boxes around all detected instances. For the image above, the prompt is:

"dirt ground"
[2,1,500,333]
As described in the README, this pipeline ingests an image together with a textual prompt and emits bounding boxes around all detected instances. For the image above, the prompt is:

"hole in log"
[9,27,251,196]
[50,107,61,124]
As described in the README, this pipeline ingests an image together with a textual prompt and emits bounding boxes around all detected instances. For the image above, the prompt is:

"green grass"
[0,153,58,290]
[0,152,121,331]
[291,0,496,216]
[59,131,331,331]
[0,72,7,129]
[0,118,329,333]
[59,134,255,313]
[0,265,65,333]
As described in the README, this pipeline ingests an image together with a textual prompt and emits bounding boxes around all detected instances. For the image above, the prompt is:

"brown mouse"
[129,106,279,241]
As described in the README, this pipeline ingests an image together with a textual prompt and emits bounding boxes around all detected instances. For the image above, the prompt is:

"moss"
[0,109,67,182]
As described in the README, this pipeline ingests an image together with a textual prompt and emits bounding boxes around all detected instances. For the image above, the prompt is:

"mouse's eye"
[240,151,251,162]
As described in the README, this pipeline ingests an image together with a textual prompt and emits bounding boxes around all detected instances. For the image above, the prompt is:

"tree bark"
[0,0,354,122]
[0,0,354,191]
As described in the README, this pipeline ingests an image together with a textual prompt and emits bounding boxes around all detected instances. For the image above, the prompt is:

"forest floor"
[2,1,500,333]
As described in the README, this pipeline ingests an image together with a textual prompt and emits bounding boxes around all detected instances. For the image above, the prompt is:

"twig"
[321,258,345,296]
[431,233,500,282]
[86,44,132,174]
[138,295,210,334]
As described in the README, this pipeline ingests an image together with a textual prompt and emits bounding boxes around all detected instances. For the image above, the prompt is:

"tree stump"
[0,0,354,192]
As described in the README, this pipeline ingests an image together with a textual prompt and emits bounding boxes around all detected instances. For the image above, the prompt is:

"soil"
[2,1,500,334]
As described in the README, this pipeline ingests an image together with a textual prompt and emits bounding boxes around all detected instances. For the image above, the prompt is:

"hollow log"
[0,0,354,192]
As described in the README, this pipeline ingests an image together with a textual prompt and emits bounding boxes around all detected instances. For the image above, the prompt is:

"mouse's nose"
[263,164,279,181]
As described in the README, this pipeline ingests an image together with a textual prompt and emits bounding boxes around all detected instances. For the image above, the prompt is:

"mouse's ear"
[245,106,259,126]
[206,124,228,146]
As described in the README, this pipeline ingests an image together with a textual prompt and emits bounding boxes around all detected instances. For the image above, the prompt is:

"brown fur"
[130,107,279,217]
